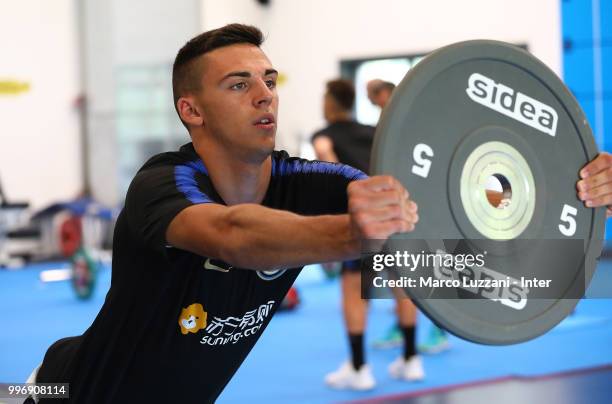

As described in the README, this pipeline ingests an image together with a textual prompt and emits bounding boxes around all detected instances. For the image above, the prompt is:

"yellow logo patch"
[178,303,207,335]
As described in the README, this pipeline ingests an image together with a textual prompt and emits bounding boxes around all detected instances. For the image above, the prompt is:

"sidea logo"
[466,72,558,137]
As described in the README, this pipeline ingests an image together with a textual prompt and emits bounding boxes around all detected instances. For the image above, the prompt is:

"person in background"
[312,79,375,173]
[366,78,450,354]
[366,79,395,109]
[313,79,423,390]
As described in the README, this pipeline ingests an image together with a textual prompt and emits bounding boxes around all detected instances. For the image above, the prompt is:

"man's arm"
[313,135,339,163]
[167,176,418,270]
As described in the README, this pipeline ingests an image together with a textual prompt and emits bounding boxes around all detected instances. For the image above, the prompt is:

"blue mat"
[1,261,611,404]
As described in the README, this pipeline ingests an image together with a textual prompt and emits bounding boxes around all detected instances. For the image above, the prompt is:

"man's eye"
[230,82,247,90]
[266,80,276,89]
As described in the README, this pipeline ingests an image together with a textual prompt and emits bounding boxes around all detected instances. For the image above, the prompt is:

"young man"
[312,79,375,174]
[366,79,395,109]
[30,24,418,404]
[29,24,612,404]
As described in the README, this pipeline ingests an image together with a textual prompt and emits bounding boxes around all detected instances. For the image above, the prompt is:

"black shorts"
[341,259,374,298]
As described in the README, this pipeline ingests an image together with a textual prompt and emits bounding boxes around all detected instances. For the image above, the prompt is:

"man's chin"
[260,142,275,156]
[246,139,275,163]
[259,133,276,152]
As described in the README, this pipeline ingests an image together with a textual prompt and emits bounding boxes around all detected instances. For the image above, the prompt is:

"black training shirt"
[36,143,366,403]
[311,120,376,174]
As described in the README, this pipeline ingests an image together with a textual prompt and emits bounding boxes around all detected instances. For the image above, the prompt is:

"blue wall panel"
[602,45,612,92]
[600,0,612,38]
[563,46,595,93]
[562,0,611,239]
[562,0,594,41]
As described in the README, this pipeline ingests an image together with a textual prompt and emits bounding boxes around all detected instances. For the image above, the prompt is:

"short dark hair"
[374,81,395,95]
[172,24,264,125]
[326,79,355,111]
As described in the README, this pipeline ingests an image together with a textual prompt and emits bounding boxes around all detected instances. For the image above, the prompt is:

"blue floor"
[1,261,612,403]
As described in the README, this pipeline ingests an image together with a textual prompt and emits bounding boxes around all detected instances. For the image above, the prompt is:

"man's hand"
[577,152,612,217]
[347,175,418,249]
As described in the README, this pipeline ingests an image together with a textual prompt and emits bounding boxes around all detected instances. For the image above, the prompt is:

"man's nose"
[253,80,273,107]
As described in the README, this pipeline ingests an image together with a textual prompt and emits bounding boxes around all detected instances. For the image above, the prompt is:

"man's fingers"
[349,189,412,211]
[578,181,612,201]
[576,152,612,212]
[350,175,407,194]
[581,191,612,208]
[410,201,418,213]
[580,152,612,179]
[361,219,416,239]
[354,205,418,224]
[577,167,612,192]
[348,175,417,244]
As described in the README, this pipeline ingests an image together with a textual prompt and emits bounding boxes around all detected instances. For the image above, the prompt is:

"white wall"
[201,0,562,156]
[81,0,201,206]
[113,0,202,66]
[0,0,82,209]
[81,0,118,207]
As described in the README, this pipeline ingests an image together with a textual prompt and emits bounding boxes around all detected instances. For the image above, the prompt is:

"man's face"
[366,87,378,105]
[366,80,382,106]
[323,92,334,122]
[192,44,279,160]
[367,88,387,109]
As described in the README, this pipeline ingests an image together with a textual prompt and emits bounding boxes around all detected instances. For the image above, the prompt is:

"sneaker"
[325,361,376,390]
[418,325,450,354]
[372,324,403,349]
[388,355,425,381]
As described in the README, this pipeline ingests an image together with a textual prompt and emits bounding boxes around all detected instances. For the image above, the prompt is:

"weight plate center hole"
[485,173,512,209]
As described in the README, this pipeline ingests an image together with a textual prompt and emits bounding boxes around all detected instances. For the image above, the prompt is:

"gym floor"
[1,260,612,404]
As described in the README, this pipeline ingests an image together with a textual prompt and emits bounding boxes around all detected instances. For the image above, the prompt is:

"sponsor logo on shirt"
[178,303,207,335]
[199,300,275,346]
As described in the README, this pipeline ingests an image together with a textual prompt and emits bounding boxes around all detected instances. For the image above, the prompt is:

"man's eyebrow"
[222,71,251,80]
[221,69,278,81]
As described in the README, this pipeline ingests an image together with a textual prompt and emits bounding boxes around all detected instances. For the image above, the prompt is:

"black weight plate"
[370,40,605,345]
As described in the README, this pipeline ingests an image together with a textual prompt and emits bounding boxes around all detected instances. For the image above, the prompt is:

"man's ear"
[177,96,205,127]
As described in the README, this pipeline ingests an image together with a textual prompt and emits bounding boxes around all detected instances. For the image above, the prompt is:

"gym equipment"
[278,287,300,311]
[0,177,35,267]
[71,247,98,300]
[371,40,605,344]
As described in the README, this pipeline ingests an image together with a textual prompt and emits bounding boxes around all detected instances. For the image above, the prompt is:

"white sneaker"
[325,361,376,390]
[388,355,425,381]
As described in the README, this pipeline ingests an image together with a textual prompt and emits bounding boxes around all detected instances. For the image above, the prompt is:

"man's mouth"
[254,114,276,130]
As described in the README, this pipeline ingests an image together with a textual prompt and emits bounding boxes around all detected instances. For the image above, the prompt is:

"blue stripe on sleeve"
[174,160,214,204]
[272,157,368,181]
